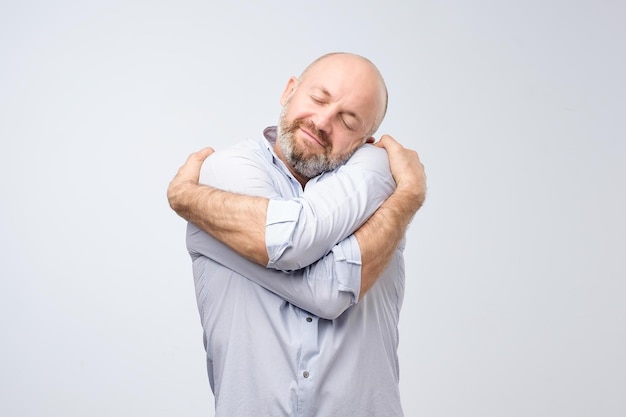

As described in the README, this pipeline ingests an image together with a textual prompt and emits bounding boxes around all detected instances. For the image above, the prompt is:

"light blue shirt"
[186,127,406,417]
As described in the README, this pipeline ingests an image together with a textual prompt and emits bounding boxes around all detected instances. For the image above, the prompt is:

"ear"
[280,76,298,106]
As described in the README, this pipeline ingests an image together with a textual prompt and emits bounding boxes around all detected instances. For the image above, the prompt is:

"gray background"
[1,0,624,416]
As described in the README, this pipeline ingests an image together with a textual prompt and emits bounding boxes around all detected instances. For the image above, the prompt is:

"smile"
[299,127,325,148]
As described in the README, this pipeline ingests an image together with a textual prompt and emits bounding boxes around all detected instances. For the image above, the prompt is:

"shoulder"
[206,139,265,165]
[347,144,390,169]
[336,143,391,178]
[352,143,388,158]
[201,139,269,172]
[312,143,394,191]
[199,138,273,189]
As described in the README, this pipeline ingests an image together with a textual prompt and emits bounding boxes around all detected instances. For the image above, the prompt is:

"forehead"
[299,56,384,117]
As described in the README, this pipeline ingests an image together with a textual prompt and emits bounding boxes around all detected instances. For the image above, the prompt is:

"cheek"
[287,97,316,119]
[331,136,362,154]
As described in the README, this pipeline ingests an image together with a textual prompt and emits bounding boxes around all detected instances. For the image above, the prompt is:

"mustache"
[286,119,329,146]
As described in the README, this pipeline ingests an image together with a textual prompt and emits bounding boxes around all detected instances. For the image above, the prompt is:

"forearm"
[355,187,423,297]
[268,144,395,270]
[171,182,270,265]
[188,224,358,319]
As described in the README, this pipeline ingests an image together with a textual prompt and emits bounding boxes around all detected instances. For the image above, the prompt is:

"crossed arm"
[169,135,426,299]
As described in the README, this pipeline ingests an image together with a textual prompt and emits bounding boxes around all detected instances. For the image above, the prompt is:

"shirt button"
[306,317,313,322]
[303,371,310,378]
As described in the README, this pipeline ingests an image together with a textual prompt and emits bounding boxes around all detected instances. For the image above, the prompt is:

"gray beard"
[276,109,355,179]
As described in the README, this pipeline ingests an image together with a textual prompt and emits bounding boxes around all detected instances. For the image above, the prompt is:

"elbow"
[268,251,316,271]
[307,291,355,320]
[267,238,327,270]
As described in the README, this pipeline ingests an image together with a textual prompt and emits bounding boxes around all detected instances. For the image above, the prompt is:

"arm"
[167,146,270,265]
[187,224,360,320]
[265,144,396,270]
[168,135,425,299]
[174,141,365,318]
[356,135,426,294]
[168,144,396,270]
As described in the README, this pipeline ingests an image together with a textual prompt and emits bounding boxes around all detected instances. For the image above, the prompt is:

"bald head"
[298,53,388,137]
[275,52,391,183]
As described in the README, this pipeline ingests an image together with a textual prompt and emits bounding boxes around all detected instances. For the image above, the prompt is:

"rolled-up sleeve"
[188,224,360,318]
[265,199,302,266]
[189,140,392,317]
[330,234,362,303]
[266,145,396,271]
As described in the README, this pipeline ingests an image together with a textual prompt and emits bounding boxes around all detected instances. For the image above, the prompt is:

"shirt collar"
[263,125,278,144]
[261,126,302,187]
[262,126,280,160]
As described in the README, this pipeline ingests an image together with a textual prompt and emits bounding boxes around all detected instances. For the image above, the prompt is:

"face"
[276,54,386,180]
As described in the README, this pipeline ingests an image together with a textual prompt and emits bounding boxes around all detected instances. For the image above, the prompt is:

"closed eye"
[340,114,357,131]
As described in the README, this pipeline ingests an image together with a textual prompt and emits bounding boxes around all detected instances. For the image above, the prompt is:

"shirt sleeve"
[266,144,396,270]
[187,140,364,316]
[187,225,360,319]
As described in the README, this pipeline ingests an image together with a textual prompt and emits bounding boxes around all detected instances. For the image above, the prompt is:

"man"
[168,52,426,416]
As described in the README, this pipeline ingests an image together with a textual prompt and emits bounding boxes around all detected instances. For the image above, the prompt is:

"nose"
[311,107,334,136]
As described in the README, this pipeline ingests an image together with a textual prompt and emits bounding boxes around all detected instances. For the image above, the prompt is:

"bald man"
[168,52,426,417]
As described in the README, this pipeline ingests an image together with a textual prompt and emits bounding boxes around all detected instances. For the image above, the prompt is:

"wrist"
[394,183,425,212]
[169,181,202,217]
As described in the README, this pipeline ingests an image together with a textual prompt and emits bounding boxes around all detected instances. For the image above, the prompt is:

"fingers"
[374,135,420,164]
[373,135,426,203]
[178,147,215,176]
[188,147,215,163]
[374,134,400,150]
[167,147,215,204]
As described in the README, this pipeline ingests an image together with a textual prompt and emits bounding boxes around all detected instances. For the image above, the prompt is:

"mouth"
[299,127,325,148]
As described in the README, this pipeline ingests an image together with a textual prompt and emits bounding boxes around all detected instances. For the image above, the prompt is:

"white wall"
[1,1,624,416]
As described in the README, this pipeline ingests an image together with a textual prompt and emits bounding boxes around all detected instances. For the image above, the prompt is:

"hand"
[167,147,215,214]
[374,134,426,208]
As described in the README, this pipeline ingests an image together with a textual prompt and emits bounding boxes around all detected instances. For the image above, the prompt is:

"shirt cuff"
[332,235,362,303]
[266,199,302,268]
